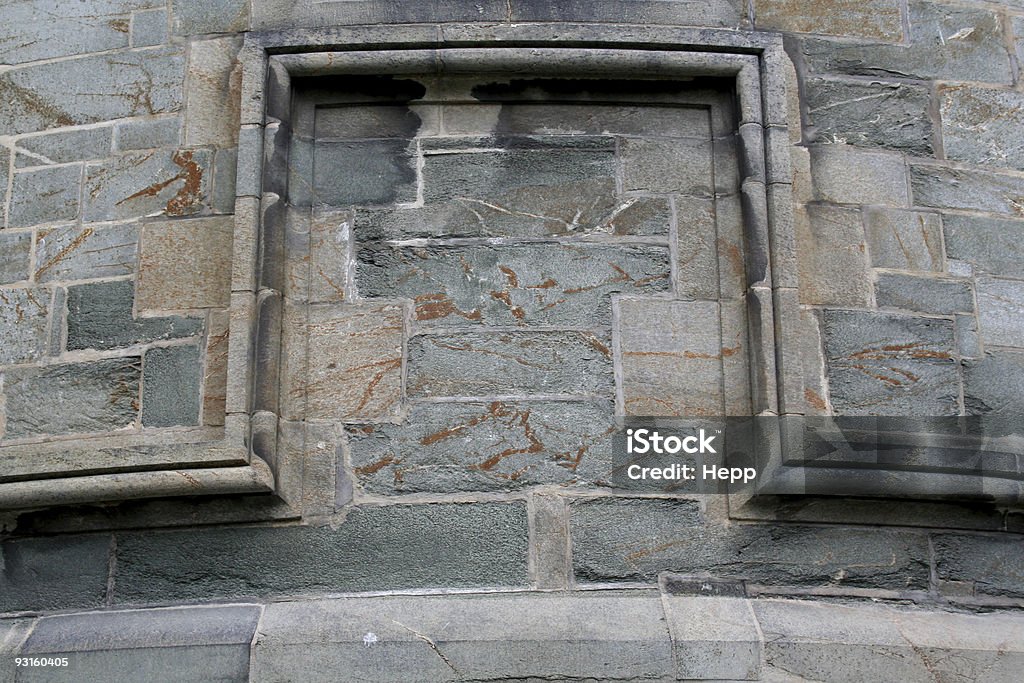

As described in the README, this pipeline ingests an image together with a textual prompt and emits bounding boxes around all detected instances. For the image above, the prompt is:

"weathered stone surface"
[0,288,50,365]
[136,216,232,312]
[666,596,762,680]
[305,208,352,304]
[0,146,7,224]
[0,534,111,613]
[800,1,1013,85]
[976,278,1024,347]
[941,85,1024,171]
[35,223,138,283]
[357,243,670,327]
[863,208,943,272]
[347,401,614,493]
[67,280,202,351]
[131,7,169,47]
[14,127,112,168]
[282,302,404,422]
[1,358,141,438]
[810,145,909,206]
[490,102,711,138]
[85,149,211,221]
[911,164,1024,216]
[509,0,741,27]
[0,232,32,285]
[755,0,902,40]
[796,204,871,307]
[407,332,612,398]
[822,310,959,416]
[173,0,249,34]
[314,139,417,206]
[617,298,725,416]
[184,36,242,148]
[212,147,238,213]
[943,213,1024,279]
[963,351,1024,418]
[934,533,1024,598]
[142,345,201,427]
[674,195,719,299]
[0,46,185,136]
[316,103,425,140]
[875,272,974,315]
[804,78,932,155]
[203,310,229,426]
[113,503,528,602]
[8,165,81,228]
[570,497,929,588]
[621,136,713,195]
[955,313,981,359]
[114,117,180,151]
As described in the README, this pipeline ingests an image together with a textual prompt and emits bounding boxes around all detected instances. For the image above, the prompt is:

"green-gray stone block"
[131,8,169,47]
[347,401,614,493]
[933,533,1024,598]
[172,0,250,35]
[863,208,943,272]
[66,280,202,351]
[875,272,973,315]
[0,231,32,284]
[112,503,529,603]
[2,358,141,438]
[943,214,1024,279]
[85,148,212,221]
[0,535,111,613]
[976,278,1024,348]
[114,117,181,151]
[620,136,713,196]
[910,164,1024,216]
[8,165,81,228]
[0,287,50,365]
[314,139,417,206]
[941,85,1024,171]
[35,223,138,282]
[14,127,112,168]
[142,345,202,427]
[963,352,1024,420]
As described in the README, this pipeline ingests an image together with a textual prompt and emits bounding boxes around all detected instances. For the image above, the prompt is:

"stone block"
[131,8,169,47]
[1,358,141,439]
[113,502,529,602]
[136,216,233,312]
[20,605,259,683]
[184,36,242,148]
[977,278,1024,348]
[253,0,505,29]
[346,401,614,493]
[804,78,932,155]
[0,146,7,224]
[356,243,670,327]
[933,533,1024,598]
[955,314,981,359]
[407,331,612,398]
[203,310,229,426]
[620,136,713,196]
[570,497,930,589]
[14,128,112,168]
[530,493,572,589]
[314,140,418,206]
[963,351,1024,419]
[172,0,250,34]
[0,46,185,136]
[35,223,138,283]
[85,149,212,221]
[0,619,33,682]
[810,145,909,206]
[799,308,830,414]
[665,596,762,680]
[114,117,181,151]
[875,272,973,315]
[0,232,32,285]
[674,195,720,299]
[941,85,1024,171]
[67,280,202,351]
[212,147,238,213]
[281,302,404,422]
[796,204,871,307]
[616,298,724,417]
[8,165,81,228]
[490,102,712,138]
[822,310,959,416]
[142,345,201,427]
[509,0,741,27]
[863,208,943,272]
[943,214,1024,279]
[912,163,1024,216]
[755,0,902,40]
[306,208,352,304]
[0,288,50,365]
[0,534,111,613]
[316,103,425,139]
[799,1,1013,85]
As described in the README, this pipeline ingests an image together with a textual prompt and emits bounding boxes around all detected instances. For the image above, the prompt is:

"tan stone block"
[309,208,353,304]
[184,36,243,148]
[755,0,903,42]
[796,204,872,307]
[203,309,230,426]
[137,216,233,312]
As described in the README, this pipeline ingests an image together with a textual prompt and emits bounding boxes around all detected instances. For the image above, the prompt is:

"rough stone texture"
[955,313,981,359]
[810,145,909,206]
[114,117,180,151]
[184,36,242,148]
[0,534,111,613]
[874,272,974,315]
[620,136,713,195]
[136,216,233,312]
[113,503,529,602]
[976,278,1024,348]
[8,165,81,228]
[570,497,929,589]
[665,596,762,680]
[14,127,112,168]
[66,280,203,351]
[674,195,720,299]
[863,208,943,272]
[934,534,1024,598]
[0,232,32,285]
[963,352,1024,420]
[314,140,418,206]
[943,214,1024,279]
[407,332,612,398]
[357,243,670,327]
[0,46,184,136]
[85,149,212,222]
[35,223,138,282]
[173,0,250,35]
[307,208,353,304]
[910,164,1024,216]
[142,345,201,427]
[203,310,229,426]
[1,358,141,438]
[941,85,1024,171]
[796,204,871,307]
[346,402,614,493]
[804,78,932,155]
[0,288,51,365]
[755,0,902,41]
[131,8,169,47]
[822,310,959,416]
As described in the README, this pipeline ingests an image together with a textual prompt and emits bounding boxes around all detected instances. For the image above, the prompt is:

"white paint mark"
[363,632,378,647]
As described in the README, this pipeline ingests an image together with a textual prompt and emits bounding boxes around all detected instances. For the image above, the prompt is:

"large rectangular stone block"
[0,535,112,613]
[963,351,1024,420]
[0,232,32,285]
[142,345,202,427]
[14,127,113,168]
[863,208,943,272]
[314,139,418,206]
[976,278,1024,348]
[755,0,902,40]
[674,195,720,299]
[810,145,909,206]
[184,36,243,148]
[8,165,82,228]
[911,164,1024,216]
[941,85,1024,171]
[85,149,212,221]
[346,401,614,493]
[0,287,51,365]
[136,216,233,312]
[407,331,613,398]
[620,136,713,196]
[173,0,250,35]
[356,243,670,327]
[875,272,973,315]
[933,533,1024,598]
[943,214,1024,279]
[35,223,138,283]
[796,204,871,307]
[1,358,141,439]
[66,280,202,351]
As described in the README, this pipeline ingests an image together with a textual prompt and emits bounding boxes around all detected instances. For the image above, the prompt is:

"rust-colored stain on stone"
[34,226,94,280]
[116,150,204,216]
[414,292,482,321]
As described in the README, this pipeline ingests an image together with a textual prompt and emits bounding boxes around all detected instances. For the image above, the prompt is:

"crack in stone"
[389,618,462,677]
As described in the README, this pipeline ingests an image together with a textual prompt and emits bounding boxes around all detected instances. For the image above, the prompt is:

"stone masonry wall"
[0,0,1022,618]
